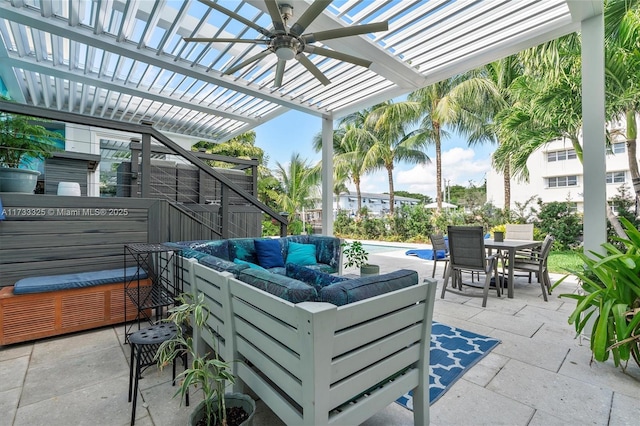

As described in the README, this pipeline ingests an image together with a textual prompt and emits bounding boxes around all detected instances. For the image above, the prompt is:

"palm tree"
[313,108,377,215]
[408,78,474,211]
[273,153,320,220]
[364,100,429,215]
[605,0,640,203]
[492,34,583,180]
[448,58,524,210]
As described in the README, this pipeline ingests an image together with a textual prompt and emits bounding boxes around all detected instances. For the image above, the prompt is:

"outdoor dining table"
[484,239,542,298]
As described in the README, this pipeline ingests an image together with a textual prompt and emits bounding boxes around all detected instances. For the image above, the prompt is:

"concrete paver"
[1,244,638,425]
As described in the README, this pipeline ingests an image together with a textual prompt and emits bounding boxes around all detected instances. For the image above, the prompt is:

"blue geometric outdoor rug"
[396,321,501,409]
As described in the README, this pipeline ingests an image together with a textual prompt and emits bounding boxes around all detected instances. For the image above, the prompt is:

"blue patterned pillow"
[286,242,317,266]
[285,263,347,293]
[233,258,267,272]
[308,235,341,271]
[254,238,285,268]
[229,239,258,264]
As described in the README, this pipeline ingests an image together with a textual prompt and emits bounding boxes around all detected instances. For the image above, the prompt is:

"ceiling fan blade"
[264,0,286,33]
[296,53,331,86]
[199,0,271,37]
[183,38,269,44]
[305,45,372,68]
[274,59,286,87]
[224,49,271,75]
[304,21,389,43]
[289,0,332,36]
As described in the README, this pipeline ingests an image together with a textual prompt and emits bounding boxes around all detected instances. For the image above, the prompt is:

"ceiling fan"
[184,0,389,87]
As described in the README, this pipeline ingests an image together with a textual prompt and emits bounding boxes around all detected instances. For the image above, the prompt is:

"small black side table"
[124,243,183,338]
[127,323,188,426]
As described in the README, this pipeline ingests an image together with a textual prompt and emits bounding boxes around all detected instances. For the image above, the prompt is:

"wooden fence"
[0,194,261,287]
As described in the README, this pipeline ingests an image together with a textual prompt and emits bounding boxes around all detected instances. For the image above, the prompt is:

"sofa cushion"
[169,240,230,260]
[254,239,285,269]
[286,242,317,266]
[319,269,418,306]
[234,258,268,272]
[13,267,148,295]
[192,240,230,259]
[308,235,342,271]
[199,255,248,276]
[174,247,212,260]
[285,263,347,293]
[302,264,334,274]
[229,238,258,264]
[238,268,318,303]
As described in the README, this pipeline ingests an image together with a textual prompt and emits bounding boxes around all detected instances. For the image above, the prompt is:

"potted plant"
[155,293,255,426]
[341,240,380,276]
[0,98,62,193]
[553,216,640,371]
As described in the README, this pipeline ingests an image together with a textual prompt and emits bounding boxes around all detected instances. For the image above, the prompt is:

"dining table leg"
[508,248,515,298]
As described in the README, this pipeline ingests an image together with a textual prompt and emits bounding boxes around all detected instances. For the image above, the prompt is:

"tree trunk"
[503,158,511,210]
[355,177,362,217]
[434,122,442,211]
[624,110,639,208]
[387,165,395,216]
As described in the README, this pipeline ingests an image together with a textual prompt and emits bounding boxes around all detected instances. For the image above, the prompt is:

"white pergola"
[0,0,605,251]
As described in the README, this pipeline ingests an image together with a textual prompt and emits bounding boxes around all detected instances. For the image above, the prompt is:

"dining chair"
[429,234,449,278]
[504,223,536,279]
[505,224,534,240]
[440,226,499,307]
[505,234,554,301]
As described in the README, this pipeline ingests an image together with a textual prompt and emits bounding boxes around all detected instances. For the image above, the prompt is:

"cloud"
[395,147,491,195]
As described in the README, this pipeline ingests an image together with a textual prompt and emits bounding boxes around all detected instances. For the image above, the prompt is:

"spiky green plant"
[553,217,640,370]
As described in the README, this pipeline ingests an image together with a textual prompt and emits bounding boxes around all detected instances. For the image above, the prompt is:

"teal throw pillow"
[286,242,317,266]
[254,238,285,269]
[233,258,268,272]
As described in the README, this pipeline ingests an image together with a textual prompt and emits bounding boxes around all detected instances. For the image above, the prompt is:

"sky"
[254,109,496,200]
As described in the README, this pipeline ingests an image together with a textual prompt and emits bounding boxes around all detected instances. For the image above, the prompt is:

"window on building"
[606,171,626,184]
[568,202,578,213]
[607,142,626,155]
[547,149,577,162]
[547,175,578,187]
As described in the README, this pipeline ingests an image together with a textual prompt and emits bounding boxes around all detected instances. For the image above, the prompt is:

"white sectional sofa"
[178,257,437,426]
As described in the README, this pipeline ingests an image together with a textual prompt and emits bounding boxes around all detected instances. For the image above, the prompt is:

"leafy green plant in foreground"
[155,293,236,425]
[553,217,640,370]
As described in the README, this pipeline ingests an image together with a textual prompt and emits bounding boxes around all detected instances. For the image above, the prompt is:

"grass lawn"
[548,250,583,274]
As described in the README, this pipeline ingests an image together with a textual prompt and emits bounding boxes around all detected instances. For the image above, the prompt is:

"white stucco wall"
[486,134,638,212]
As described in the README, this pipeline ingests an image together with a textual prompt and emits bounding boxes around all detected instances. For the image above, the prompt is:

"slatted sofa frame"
[0,278,152,346]
[181,257,437,426]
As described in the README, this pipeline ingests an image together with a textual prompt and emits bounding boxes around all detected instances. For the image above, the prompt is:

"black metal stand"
[124,243,182,339]
[127,323,189,426]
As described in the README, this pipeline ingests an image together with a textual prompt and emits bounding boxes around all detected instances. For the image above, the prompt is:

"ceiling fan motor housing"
[272,35,302,60]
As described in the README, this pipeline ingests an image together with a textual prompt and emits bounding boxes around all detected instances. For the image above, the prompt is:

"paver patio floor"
[2,245,639,425]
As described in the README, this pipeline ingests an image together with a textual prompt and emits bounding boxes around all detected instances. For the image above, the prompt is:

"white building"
[486,127,639,212]
[335,192,420,217]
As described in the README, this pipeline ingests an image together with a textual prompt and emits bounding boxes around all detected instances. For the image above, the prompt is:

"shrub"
[533,200,582,250]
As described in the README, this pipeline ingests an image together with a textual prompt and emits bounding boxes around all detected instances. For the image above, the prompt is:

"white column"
[321,115,334,236]
[581,13,607,255]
